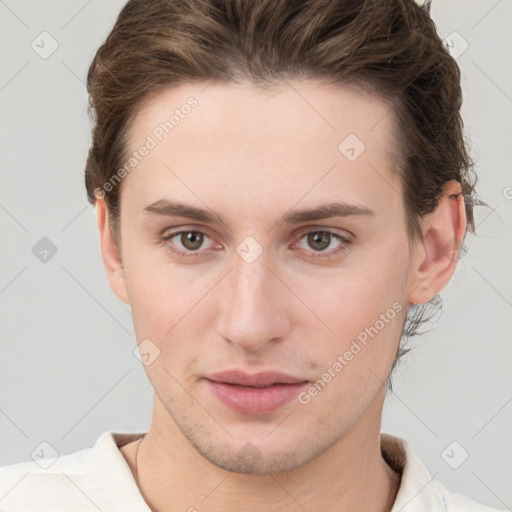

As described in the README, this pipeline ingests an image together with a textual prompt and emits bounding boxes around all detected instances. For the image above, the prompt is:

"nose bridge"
[216,246,289,352]
[233,252,272,306]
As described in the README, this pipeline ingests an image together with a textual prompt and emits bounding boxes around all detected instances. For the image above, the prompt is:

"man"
[0,0,505,510]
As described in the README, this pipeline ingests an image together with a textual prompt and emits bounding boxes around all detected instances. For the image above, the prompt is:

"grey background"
[1,0,511,509]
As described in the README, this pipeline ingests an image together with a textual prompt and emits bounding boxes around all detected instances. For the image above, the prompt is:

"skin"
[96,79,466,512]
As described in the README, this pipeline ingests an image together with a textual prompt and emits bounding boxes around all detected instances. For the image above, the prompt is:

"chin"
[191,440,315,475]
[175,416,341,475]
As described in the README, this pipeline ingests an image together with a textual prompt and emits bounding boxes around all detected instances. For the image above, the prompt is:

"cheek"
[122,245,220,362]
[298,246,408,340]
[293,247,409,393]
[124,253,210,388]
[122,245,184,338]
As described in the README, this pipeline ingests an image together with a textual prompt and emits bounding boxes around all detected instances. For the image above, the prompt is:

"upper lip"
[206,370,308,387]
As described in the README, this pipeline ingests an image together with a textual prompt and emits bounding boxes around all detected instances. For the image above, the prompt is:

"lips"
[204,370,309,414]
[207,370,307,387]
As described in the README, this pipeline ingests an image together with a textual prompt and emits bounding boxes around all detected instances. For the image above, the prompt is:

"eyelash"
[159,228,352,260]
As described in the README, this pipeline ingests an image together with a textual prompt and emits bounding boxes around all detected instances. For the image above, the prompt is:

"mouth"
[204,370,309,415]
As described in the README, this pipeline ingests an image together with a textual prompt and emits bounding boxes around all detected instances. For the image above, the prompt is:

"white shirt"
[0,431,505,511]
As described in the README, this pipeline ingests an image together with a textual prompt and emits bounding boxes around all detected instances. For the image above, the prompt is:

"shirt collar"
[382,432,447,512]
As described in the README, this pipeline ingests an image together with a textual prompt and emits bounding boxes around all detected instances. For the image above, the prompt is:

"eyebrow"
[143,199,375,227]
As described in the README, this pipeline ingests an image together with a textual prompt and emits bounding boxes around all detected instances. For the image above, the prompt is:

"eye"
[294,230,352,259]
[160,229,218,257]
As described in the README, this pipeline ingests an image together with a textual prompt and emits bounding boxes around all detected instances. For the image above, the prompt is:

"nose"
[215,247,291,354]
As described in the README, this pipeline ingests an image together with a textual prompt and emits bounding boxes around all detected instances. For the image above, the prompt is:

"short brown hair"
[84,0,477,378]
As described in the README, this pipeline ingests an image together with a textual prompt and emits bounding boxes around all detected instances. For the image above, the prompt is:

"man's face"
[112,80,415,473]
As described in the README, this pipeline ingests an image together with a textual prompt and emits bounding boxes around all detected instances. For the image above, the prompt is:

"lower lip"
[206,380,308,415]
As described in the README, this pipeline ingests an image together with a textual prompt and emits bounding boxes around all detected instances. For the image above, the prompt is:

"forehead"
[121,80,402,219]
[132,79,396,148]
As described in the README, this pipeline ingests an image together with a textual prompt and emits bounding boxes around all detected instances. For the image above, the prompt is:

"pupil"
[183,231,203,250]
[309,232,330,250]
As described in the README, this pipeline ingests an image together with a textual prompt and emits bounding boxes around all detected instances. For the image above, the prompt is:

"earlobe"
[407,180,467,305]
[95,198,130,304]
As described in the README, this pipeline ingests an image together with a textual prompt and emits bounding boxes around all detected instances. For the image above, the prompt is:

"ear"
[407,180,467,305]
[95,197,130,304]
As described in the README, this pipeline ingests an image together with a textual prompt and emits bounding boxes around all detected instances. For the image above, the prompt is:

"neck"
[127,391,400,512]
